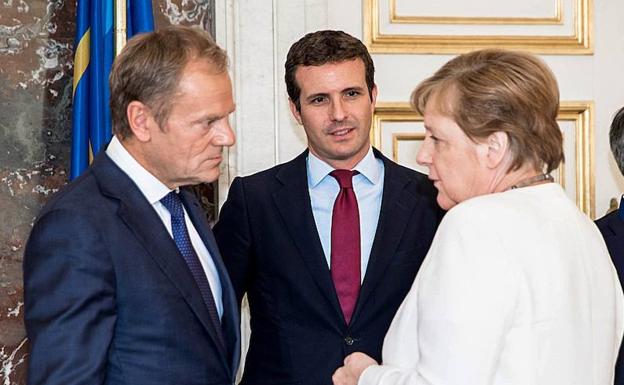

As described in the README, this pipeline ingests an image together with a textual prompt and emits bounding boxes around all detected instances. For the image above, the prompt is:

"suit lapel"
[604,213,624,282]
[179,189,241,379]
[91,154,231,372]
[272,152,344,321]
[607,211,624,238]
[351,151,418,323]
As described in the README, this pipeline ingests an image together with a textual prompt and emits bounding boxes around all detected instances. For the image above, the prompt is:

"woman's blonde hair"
[412,49,563,173]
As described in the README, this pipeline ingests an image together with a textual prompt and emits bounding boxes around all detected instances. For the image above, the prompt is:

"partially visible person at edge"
[596,106,624,385]
[213,30,443,385]
[333,48,624,385]
[24,26,240,385]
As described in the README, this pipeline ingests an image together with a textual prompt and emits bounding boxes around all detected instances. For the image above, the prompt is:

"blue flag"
[70,0,154,180]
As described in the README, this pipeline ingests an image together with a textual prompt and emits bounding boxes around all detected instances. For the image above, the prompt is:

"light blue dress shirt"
[307,147,385,282]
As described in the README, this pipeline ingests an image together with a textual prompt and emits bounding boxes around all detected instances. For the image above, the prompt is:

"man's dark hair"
[284,30,375,111]
[610,107,624,175]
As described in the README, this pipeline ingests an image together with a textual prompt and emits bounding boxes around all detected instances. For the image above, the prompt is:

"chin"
[203,169,222,184]
[185,170,220,185]
[437,195,457,211]
[330,146,367,162]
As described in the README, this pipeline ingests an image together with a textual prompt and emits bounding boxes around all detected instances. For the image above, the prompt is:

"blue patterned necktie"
[160,191,225,348]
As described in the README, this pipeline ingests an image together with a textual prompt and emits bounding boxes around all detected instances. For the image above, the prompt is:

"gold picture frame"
[390,0,563,25]
[372,101,595,217]
[363,0,592,54]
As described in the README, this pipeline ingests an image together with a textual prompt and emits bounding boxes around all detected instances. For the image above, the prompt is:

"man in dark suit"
[213,30,442,385]
[23,26,240,385]
[596,106,624,385]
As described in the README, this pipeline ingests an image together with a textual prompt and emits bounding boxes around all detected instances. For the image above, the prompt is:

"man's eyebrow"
[190,106,235,124]
[305,86,366,100]
[190,115,219,124]
[343,86,365,92]
[305,92,329,101]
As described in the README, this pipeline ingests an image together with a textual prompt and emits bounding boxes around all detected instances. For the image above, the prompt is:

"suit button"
[344,336,354,346]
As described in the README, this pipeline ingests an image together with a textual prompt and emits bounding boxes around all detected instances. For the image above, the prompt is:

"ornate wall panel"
[363,0,592,53]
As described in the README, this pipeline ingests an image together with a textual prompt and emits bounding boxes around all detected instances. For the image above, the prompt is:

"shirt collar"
[619,195,624,222]
[307,147,381,188]
[106,136,173,204]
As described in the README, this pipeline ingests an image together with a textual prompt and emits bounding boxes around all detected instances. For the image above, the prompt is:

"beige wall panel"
[364,0,589,53]
[394,0,558,19]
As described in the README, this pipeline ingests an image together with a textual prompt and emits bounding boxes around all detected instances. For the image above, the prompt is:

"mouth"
[328,127,355,137]
[205,154,223,164]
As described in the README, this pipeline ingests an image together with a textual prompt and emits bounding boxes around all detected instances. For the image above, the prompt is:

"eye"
[202,118,219,129]
[424,131,440,145]
[345,89,361,98]
[310,96,327,105]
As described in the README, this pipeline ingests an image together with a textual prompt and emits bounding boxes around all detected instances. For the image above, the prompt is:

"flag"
[70,0,154,179]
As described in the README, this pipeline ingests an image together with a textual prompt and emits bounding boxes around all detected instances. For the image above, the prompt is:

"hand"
[332,352,378,385]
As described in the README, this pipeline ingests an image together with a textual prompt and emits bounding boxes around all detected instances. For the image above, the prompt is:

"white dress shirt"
[106,136,223,318]
[307,147,385,282]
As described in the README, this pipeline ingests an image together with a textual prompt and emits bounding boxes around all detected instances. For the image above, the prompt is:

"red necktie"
[330,169,361,324]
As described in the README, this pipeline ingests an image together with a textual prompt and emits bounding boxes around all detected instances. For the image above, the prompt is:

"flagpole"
[114,0,127,55]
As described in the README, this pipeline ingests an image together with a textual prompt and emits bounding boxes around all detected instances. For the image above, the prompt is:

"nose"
[416,136,432,167]
[330,99,347,122]
[214,119,236,147]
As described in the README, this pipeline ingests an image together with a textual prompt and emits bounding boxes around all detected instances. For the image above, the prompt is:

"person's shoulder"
[39,168,102,215]
[239,162,287,181]
[596,209,619,226]
[444,184,584,236]
[441,191,514,228]
[385,159,428,181]
[26,169,110,244]
[233,151,307,187]
[379,155,437,197]
[432,192,529,264]
[595,209,621,235]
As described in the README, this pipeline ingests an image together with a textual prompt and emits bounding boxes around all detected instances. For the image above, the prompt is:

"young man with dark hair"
[214,30,442,385]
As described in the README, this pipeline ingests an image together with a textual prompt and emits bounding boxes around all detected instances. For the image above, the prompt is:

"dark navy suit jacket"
[213,149,442,385]
[596,204,624,385]
[24,153,240,385]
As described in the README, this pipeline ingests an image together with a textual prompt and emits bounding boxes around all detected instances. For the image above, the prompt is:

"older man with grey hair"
[24,26,239,385]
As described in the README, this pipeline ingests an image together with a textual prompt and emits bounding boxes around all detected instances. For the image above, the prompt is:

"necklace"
[510,173,554,189]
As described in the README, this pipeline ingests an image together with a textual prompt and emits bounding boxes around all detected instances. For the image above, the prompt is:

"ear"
[370,85,378,107]
[126,101,154,142]
[288,98,303,125]
[484,131,509,169]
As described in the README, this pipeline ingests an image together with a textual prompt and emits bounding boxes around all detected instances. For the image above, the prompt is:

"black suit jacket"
[214,149,442,385]
[24,153,240,385]
[596,208,624,385]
